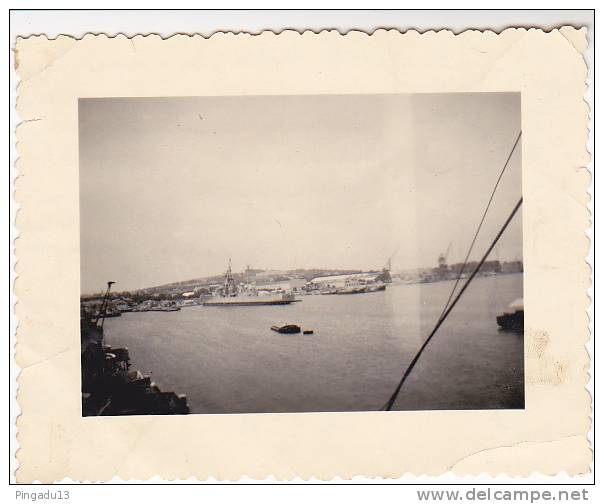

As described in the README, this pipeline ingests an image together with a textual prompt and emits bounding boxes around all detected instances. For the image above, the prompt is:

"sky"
[79,93,522,293]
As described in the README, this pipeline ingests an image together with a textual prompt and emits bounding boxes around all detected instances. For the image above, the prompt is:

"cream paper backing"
[14,27,591,482]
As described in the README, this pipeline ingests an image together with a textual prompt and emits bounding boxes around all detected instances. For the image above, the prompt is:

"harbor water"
[103,273,524,414]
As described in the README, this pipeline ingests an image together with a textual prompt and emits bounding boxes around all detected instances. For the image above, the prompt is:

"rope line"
[382,197,523,411]
[437,131,522,322]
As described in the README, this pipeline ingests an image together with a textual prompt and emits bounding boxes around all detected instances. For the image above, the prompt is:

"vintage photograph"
[79,93,523,416]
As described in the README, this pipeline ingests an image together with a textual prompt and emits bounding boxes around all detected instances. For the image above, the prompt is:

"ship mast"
[223,258,236,296]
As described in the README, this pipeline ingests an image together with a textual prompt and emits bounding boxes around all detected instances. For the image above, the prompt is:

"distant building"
[447,260,502,275]
[481,260,502,273]
[501,260,523,274]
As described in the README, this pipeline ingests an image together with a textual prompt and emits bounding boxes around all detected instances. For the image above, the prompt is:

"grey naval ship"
[202,260,298,306]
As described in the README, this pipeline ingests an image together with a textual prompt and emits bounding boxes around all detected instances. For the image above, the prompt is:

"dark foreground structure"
[81,311,189,416]
[496,298,524,333]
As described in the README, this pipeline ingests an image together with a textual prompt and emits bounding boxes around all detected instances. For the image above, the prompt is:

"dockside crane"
[386,245,400,272]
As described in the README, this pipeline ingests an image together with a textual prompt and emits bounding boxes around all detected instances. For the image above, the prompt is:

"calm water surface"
[103,273,524,414]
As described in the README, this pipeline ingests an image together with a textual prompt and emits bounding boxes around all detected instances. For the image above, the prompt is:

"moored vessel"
[202,260,299,306]
[496,298,524,333]
[270,324,301,334]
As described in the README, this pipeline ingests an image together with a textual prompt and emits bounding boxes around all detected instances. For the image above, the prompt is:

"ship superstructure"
[203,260,298,306]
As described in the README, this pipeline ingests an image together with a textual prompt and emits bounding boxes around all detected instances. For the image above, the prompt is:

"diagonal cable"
[382,197,524,411]
[437,132,522,322]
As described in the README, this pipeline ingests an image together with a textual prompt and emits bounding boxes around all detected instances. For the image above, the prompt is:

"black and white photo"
[79,93,523,416]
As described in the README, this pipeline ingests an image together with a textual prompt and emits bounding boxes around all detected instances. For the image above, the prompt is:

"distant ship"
[336,280,386,295]
[202,260,298,306]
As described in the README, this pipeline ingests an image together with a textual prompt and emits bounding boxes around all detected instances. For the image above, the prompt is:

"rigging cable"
[382,196,523,411]
[437,131,522,322]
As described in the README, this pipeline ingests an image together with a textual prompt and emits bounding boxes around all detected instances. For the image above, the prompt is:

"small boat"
[303,330,314,335]
[320,288,339,295]
[93,309,121,318]
[366,283,386,292]
[270,324,301,334]
[336,285,367,294]
[149,305,181,312]
[496,298,524,333]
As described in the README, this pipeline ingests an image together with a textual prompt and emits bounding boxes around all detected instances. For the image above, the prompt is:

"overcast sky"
[79,93,522,293]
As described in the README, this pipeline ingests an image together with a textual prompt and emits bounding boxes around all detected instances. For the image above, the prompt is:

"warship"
[202,260,298,306]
